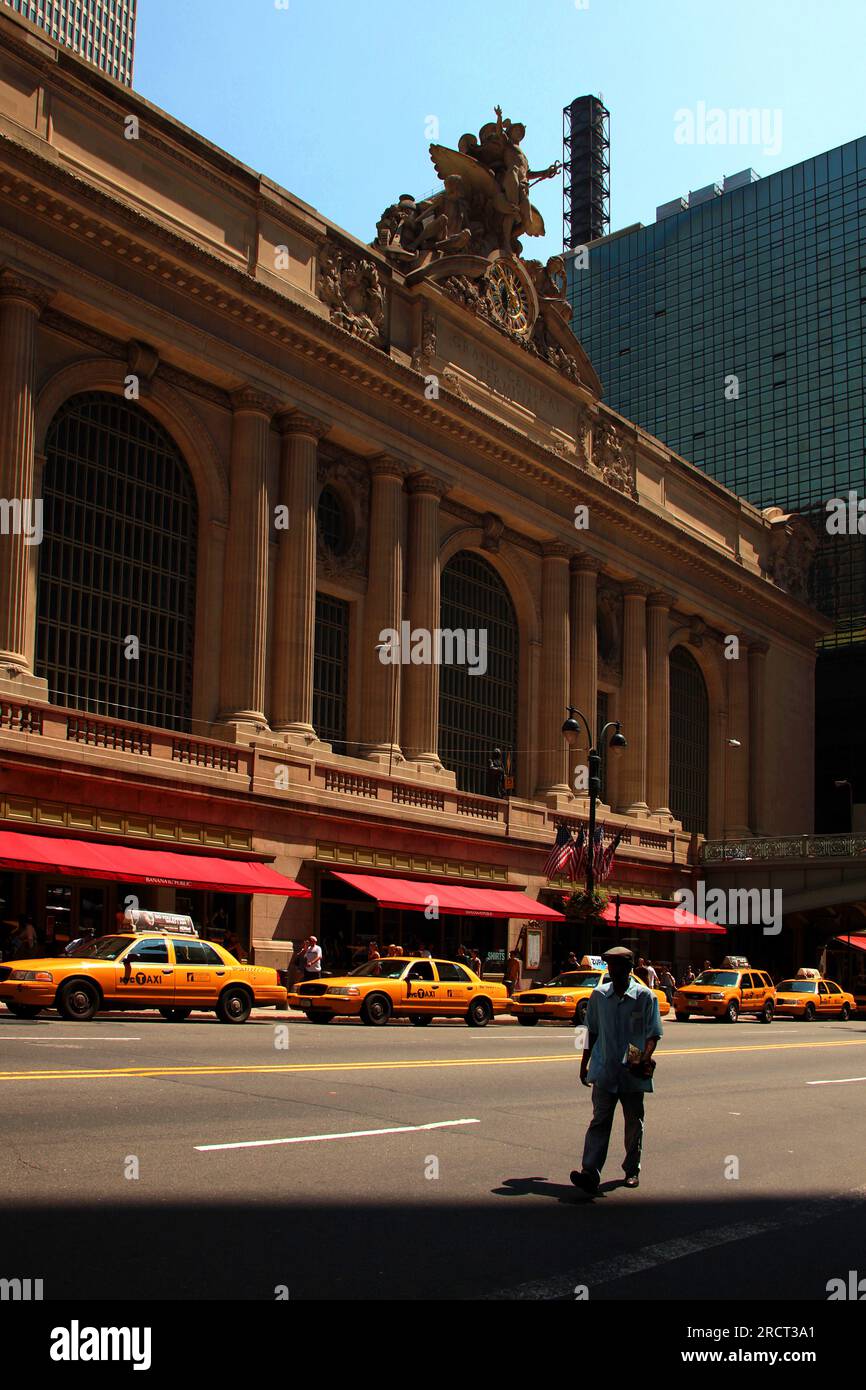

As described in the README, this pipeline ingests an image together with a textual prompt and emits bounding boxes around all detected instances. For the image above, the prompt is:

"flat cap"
[603,946,634,961]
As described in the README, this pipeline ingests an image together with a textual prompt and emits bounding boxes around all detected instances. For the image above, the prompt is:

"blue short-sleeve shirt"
[585,978,663,1094]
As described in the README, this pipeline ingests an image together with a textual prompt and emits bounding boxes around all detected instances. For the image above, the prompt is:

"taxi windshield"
[66,935,132,960]
[778,980,817,993]
[350,958,411,978]
[550,971,602,987]
[695,971,739,987]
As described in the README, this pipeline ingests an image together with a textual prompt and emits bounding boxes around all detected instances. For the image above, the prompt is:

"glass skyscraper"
[3,0,136,85]
[568,137,866,830]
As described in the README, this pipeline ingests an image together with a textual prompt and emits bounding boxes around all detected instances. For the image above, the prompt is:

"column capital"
[230,386,280,417]
[276,409,330,440]
[541,539,573,561]
[0,268,52,312]
[622,580,652,599]
[370,452,410,480]
[647,589,676,609]
[406,470,449,499]
[570,550,602,574]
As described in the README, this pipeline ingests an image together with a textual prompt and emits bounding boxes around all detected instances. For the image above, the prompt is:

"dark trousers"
[581,1084,646,1180]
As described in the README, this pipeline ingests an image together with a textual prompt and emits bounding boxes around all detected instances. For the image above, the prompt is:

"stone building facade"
[0,11,826,975]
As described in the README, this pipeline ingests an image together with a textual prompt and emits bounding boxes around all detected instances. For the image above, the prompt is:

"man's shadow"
[492,1176,627,1204]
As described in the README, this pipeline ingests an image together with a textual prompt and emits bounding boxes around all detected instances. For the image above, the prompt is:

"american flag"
[543,823,577,881]
[590,825,606,881]
[599,829,623,883]
[573,824,587,880]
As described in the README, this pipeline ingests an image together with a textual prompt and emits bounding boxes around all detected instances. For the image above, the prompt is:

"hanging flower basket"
[564,887,609,923]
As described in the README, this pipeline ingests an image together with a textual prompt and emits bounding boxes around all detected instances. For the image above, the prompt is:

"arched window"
[36,392,198,731]
[669,645,709,833]
[438,551,518,795]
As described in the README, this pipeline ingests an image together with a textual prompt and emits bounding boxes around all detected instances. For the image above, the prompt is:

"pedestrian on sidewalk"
[571,945,662,1195]
[504,949,521,996]
[303,935,323,980]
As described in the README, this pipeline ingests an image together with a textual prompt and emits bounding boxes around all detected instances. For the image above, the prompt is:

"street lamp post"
[561,707,627,899]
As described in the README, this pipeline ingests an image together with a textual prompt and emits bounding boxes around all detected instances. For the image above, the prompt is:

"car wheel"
[307,1011,334,1024]
[518,1015,540,1026]
[725,999,739,1024]
[159,1007,192,1022]
[759,999,774,1023]
[360,993,392,1027]
[466,997,492,1027]
[675,1011,690,1022]
[840,1004,851,1021]
[4,1003,42,1019]
[57,979,100,1022]
[410,1015,433,1026]
[216,987,252,1024]
[803,1003,816,1022]
[574,1000,588,1026]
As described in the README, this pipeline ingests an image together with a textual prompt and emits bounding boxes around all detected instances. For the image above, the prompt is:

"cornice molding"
[0,134,826,641]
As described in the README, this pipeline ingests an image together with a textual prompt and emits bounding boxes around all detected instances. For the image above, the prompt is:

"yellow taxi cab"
[0,911,286,1024]
[773,968,856,1021]
[509,956,671,1026]
[672,956,775,1023]
[288,955,508,1026]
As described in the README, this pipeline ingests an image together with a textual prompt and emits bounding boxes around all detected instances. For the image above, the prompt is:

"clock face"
[484,262,532,339]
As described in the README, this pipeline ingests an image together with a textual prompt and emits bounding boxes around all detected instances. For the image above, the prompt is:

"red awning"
[331,872,564,920]
[0,830,309,897]
[601,901,726,935]
[833,935,866,953]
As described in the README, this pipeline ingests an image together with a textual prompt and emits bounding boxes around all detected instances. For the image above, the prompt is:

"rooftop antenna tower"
[563,95,610,251]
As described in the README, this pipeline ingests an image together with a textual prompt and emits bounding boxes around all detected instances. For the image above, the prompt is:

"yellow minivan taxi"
[673,966,775,1023]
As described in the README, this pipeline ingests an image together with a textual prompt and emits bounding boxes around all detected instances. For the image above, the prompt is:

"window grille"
[313,591,350,752]
[669,645,709,833]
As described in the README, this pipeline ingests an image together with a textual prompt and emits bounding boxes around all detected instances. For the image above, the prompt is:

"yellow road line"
[2,1036,866,1082]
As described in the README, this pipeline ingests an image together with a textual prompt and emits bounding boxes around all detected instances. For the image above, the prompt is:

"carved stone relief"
[316,450,370,583]
[597,582,623,683]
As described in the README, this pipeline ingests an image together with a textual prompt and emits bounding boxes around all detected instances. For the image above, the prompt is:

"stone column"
[748,639,769,835]
[536,542,572,797]
[0,270,51,698]
[401,471,448,764]
[217,388,278,731]
[617,582,650,815]
[569,553,599,794]
[726,637,752,837]
[271,412,329,740]
[646,591,674,817]
[360,455,405,762]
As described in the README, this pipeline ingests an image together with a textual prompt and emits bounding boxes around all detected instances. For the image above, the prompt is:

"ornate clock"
[484,261,532,340]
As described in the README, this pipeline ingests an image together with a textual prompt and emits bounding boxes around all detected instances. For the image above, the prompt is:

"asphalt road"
[2,1006,865,1301]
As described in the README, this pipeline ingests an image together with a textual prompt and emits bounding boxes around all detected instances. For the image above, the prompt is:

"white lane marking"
[807,1076,866,1086]
[482,1187,866,1300]
[195,1117,480,1152]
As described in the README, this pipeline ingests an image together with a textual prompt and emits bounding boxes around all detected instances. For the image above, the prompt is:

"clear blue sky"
[135,0,866,259]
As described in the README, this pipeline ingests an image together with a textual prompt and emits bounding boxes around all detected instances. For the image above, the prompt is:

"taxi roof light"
[122,910,198,937]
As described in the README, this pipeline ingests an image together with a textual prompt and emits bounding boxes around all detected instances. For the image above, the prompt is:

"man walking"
[571,946,662,1194]
[302,935,323,981]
